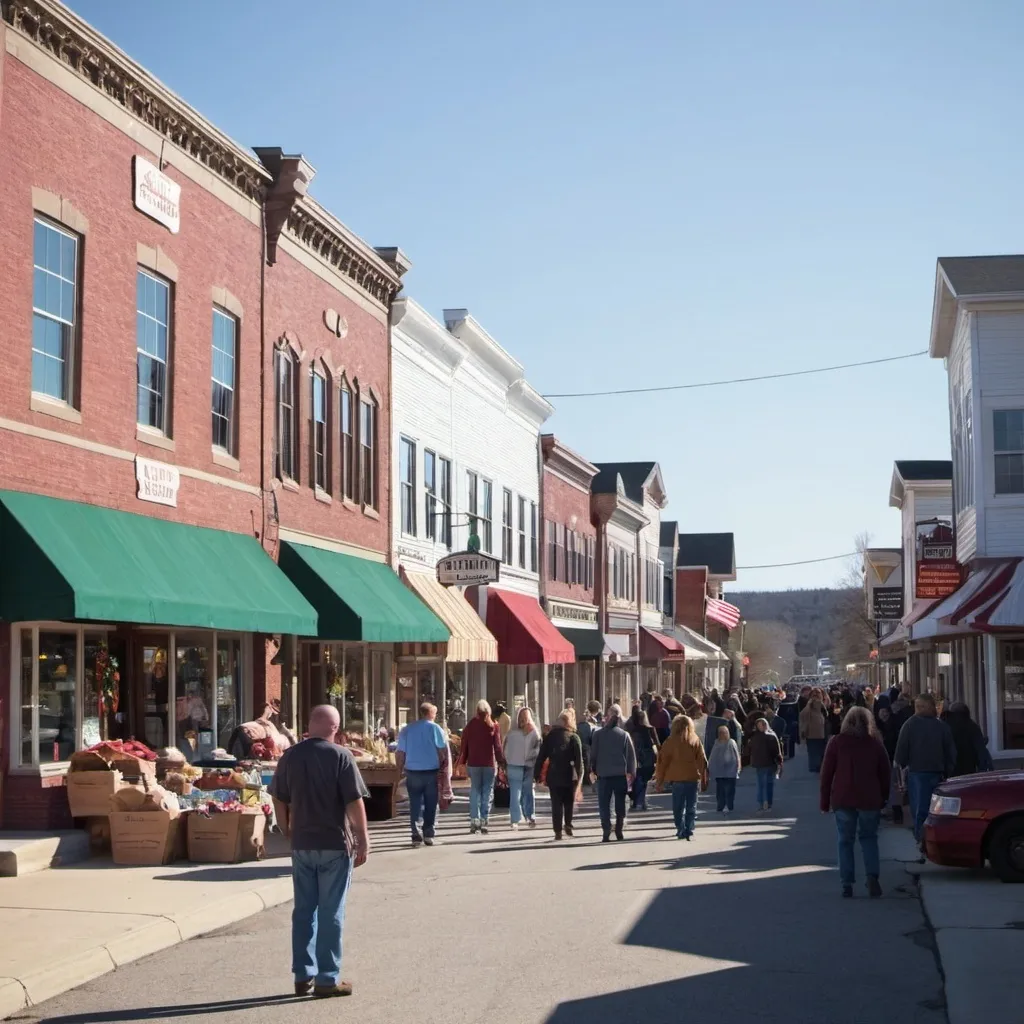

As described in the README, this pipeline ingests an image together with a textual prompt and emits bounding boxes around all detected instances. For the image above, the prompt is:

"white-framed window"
[339,379,354,501]
[951,376,974,512]
[994,409,1024,496]
[530,502,538,572]
[517,496,527,569]
[274,347,298,481]
[439,457,453,548]
[467,470,479,542]
[136,269,171,433]
[400,436,417,536]
[501,488,513,565]
[32,216,79,404]
[424,449,437,541]
[481,479,493,553]
[311,369,329,492]
[359,394,378,509]
[211,308,237,454]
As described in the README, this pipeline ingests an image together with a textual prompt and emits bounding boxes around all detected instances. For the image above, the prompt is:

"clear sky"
[68,0,1024,590]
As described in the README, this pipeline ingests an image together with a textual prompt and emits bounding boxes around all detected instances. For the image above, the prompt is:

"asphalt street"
[21,767,946,1024]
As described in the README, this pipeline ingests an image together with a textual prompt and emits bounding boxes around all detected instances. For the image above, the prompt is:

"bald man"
[270,704,370,999]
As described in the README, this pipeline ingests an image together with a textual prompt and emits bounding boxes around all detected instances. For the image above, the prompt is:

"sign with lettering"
[135,456,180,508]
[133,156,181,234]
[436,551,500,587]
[546,600,599,626]
[872,587,904,621]
[915,520,960,600]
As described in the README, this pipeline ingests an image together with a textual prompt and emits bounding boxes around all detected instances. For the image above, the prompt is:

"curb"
[0,875,294,1019]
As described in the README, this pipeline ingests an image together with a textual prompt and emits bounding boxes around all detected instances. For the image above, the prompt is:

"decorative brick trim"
[31,186,88,234]
[211,285,243,319]
[136,242,178,282]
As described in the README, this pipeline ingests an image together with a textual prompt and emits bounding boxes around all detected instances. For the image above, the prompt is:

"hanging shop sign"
[915,519,960,599]
[135,456,180,508]
[133,155,181,234]
[436,551,500,587]
[872,587,904,621]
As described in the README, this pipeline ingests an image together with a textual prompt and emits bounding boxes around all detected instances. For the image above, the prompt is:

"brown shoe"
[314,981,353,998]
[295,981,315,996]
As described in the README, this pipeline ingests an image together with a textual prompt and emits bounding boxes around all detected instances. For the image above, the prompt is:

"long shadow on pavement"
[34,994,305,1023]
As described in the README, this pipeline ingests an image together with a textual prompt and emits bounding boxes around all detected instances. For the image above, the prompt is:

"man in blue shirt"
[396,702,450,847]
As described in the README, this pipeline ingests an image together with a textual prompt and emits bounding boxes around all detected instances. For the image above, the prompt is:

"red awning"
[483,588,575,665]
[639,626,686,662]
[706,597,741,630]
[910,560,1020,640]
[966,558,1024,632]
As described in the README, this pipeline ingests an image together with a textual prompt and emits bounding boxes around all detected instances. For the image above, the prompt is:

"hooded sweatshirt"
[799,700,827,741]
[503,727,542,769]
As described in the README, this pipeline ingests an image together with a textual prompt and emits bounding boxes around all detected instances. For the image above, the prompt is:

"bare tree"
[833,532,876,667]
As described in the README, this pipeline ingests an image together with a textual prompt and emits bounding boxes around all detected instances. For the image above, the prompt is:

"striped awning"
[706,597,741,630]
[400,569,498,663]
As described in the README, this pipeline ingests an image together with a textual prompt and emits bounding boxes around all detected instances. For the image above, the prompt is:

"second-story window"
[517,496,527,568]
[136,270,171,434]
[994,409,1024,495]
[274,347,297,481]
[501,489,513,565]
[424,450,437,541]
[32,217,79,404]
[530,501,538,572]
[439,457,453,548]
[467,471,479,540]
[400,437,416,535]
[359,395,377,509]
[568,530,577,585]
[211,309,237,454]
[481,479,493,553]
[311,370,328,492]
[339,380,354,500]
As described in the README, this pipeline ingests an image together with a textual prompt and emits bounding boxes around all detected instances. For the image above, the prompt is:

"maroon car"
[924,769,1024,882]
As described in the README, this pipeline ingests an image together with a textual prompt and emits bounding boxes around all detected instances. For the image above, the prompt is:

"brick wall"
[542,467,596,605]
[675,567,708,634]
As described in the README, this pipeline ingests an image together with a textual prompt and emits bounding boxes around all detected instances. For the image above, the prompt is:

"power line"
[543,350,928,399]
[737,551,859,570]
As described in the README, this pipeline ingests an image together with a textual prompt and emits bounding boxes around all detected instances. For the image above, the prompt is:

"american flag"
[706,597,741,630]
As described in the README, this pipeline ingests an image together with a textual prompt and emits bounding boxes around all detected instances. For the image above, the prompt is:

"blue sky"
[70,1,1024,590]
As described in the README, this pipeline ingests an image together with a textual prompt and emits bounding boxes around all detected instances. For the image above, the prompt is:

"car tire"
[988,817,1024,883]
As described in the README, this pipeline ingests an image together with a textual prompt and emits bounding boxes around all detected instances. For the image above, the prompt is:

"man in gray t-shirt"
[270,705,370,999]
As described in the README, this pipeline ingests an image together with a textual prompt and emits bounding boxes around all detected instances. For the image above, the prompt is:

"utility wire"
[543,350,928,399]
[737,552,859,570]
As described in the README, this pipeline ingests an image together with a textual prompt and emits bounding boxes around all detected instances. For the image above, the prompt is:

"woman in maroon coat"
[456,700,504,834]
[820,707,891,900]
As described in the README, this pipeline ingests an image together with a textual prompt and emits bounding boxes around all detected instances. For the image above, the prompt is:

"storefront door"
[137,635,170,751]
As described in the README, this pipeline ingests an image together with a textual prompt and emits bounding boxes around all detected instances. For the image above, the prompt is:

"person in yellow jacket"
[655,715,709,840]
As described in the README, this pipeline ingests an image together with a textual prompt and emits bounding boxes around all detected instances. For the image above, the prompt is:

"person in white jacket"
[503,707,542,830]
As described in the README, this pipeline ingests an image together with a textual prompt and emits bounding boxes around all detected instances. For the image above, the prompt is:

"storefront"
[638,626,686,696]
[276,542,450,736]
[1,490,317,829]
[545,597,603,712]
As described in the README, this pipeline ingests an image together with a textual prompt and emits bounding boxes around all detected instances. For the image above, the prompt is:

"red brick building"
[540,435,599,707]
[0,0,442,829]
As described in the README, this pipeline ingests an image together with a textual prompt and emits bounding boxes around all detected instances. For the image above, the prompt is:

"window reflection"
[37,631,76,763]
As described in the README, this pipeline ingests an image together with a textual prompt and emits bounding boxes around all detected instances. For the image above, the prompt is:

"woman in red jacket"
[457,700,504,834]
[820,706,891,899]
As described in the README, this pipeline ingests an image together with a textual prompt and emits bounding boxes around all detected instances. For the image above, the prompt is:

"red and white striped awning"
[966,558,1024,632]
[706,597,741,630]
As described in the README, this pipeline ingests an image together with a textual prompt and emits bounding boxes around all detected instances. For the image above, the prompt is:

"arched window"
[274,346,298,481]
[339,376,355,501]
[311,366,329,492]
[358,389,378,510]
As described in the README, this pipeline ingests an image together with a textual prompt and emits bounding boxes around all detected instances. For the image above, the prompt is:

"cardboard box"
[67,770,125,818]
[187,811,265,863]
[109,810,182,866]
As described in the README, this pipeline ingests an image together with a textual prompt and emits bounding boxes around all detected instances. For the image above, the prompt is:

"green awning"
[559,627,607,659]
[278,541,449,643]
[0,490,317,635]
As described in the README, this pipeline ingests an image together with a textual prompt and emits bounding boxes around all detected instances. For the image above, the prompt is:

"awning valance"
[706,597,741,630]
[558,627,608,659]
[639,626,686,662]
[401,569,497,662]
[485,588,575,665]
[911,561,1018,641]
[0,490,317,634]
[278,542,449,642]
[967,558,1024,632]
[671,623,730,663]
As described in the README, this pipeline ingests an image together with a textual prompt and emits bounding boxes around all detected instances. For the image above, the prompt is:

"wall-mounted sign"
[436,551,500,587]
[133,155,181,234]
[135,456,180,508]
[547,600,598,626]
[915,520,960,600]
[396,544,429,565]
[872,587,904,621]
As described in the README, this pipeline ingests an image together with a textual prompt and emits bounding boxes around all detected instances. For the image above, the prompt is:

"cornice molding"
[3,0,271,201]
[507,378,553,426]
[443,309,523,387]
[542,435,598,492]
[391,298,467,372]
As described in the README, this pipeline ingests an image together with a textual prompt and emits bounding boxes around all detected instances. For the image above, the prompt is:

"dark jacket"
[819,733,890,812]
[944,710,993,776]
[625,718,659,772]
[459,716,504,769]
[535,726,583,788]
[894,715,957,776]
[590,722,637,778]
[748,729,783,769]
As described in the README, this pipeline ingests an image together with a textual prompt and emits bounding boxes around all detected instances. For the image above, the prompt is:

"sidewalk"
[881,826,1022,1024]
[0,836,295,1020]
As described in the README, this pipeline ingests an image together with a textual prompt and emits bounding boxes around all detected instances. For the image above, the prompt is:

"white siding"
[957,506,978,563]
[950,311,976,562]
[640,494,662,627]
[916,494,953,521]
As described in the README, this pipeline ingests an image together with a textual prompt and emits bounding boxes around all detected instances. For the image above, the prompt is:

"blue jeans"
[908,770,943,842]
[468,765,496,822]
[835,808,881,886]
[290,849,354,987]
[672,781,699,837]
[405,769,438,839]
[631,766,654,809]
[597,775,628,834]
[715,777,736,811]
[506,765,535,823]
[806,738,826,772]
[756,767,776,807]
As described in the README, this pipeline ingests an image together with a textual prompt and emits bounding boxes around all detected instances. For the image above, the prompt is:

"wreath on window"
[95,642,120,714]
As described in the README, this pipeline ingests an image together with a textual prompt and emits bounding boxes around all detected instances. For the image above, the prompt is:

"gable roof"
[894,460,952,482]
[938,256,1024,297]
[593,462,658,504]
[677,533,735,577]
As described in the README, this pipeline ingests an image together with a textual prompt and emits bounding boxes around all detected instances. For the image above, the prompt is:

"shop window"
[339,379,354,500]
[424,449,437,540]
[501,488,513,565]
[481,479,493,553]
[994,409,1024,495]
[1000,640,1024,749]
[211,308,237,454]
[371,650,391,735]
[216,636,243,751]
[19,628,32,766]
[16,630,78,766]
[359,395,378,510]
[400,436,416,535]
[176,636,212,761]
[141,640,170,751]
[274,346,298,481]
[517,496,527,568]
[136,269,172,434]
[32,216,79,404]
[311,369,329,492]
